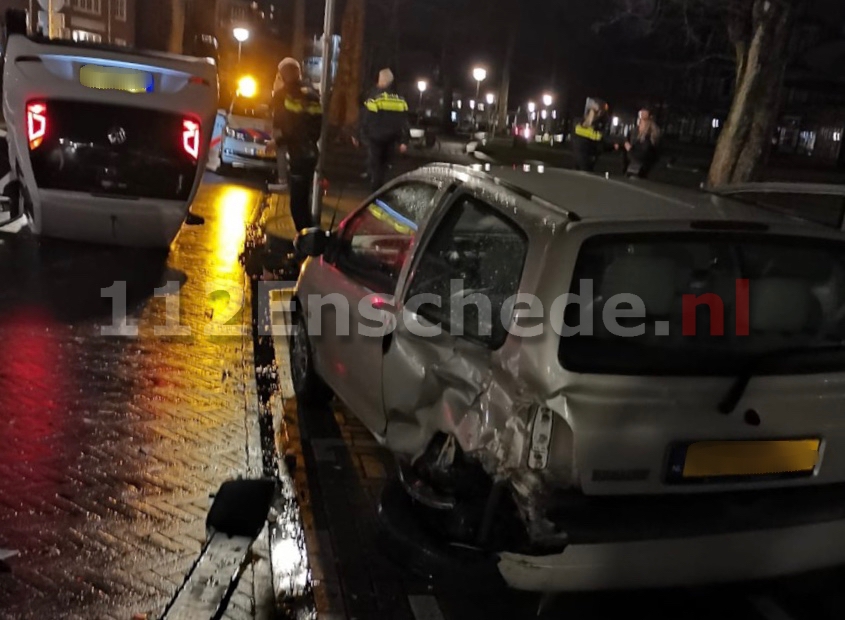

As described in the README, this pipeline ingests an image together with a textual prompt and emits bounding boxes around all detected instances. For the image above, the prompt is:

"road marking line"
[408,595,446,620]
[749,595,796,620]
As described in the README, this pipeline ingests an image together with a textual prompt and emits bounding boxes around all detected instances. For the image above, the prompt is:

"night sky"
[291,0,845,114]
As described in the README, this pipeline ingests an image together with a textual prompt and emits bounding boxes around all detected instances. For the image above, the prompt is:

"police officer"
[272,58,323,232]
[572,98,610,172]
[360,69,410,192]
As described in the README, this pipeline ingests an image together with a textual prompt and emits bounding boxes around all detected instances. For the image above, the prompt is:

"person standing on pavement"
[271,58,323,232]
[622,108,661,178]
[360,68,410,192]
[572,98,611,172]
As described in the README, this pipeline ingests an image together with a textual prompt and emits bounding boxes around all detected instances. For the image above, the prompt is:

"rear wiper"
[718,343,845,414]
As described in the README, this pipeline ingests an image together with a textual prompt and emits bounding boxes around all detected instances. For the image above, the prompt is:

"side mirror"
[294,227,330,257]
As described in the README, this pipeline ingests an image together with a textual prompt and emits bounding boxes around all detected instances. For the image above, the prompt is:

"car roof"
[490,167,794,223]
[420,164,835,231]
[714,181,845,196]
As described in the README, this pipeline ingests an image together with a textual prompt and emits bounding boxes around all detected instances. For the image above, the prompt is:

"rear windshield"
[560,232,845,376]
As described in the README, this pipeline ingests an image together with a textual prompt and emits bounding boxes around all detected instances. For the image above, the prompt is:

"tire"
[289,311,333,406]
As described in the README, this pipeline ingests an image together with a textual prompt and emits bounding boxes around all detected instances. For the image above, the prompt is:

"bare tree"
[328,0,366,132]
[709,0,799,185]
[601,0,807,186]
[497,0,520,132]
[293,0,306,62]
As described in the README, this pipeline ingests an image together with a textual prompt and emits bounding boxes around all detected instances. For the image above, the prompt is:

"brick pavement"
[0,180,273,619]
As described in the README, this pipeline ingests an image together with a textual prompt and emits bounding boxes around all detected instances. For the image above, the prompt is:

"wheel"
[289,311,333,406]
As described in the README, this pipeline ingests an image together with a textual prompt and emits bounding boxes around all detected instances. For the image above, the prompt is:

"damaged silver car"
[290,163,845,591]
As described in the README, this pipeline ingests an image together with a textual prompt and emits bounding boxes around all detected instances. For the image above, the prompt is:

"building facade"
[30,0,136,46]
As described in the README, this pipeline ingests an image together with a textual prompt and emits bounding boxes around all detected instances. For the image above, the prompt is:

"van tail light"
[27,102,47,150]
[182,118,200,160]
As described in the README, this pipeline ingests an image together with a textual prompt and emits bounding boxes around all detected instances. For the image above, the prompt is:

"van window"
[560,232,845,376]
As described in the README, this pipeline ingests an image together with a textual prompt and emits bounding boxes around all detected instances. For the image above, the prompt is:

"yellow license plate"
[682,439,821,478]
[80,64,153,93]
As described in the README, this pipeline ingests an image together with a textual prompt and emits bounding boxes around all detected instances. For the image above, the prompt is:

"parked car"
[290,163,845,591]
[208,95,276,177]
[2,24,217,247]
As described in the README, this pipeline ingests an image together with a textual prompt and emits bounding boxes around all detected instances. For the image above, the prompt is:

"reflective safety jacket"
[572,121,610,172]
[574,124,603,142]
[272,81,323,162]
[361,88,411,145]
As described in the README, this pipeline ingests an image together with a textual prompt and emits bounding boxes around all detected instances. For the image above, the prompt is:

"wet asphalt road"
[0,175,272,619]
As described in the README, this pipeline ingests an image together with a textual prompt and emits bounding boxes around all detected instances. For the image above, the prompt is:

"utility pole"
[310,0,336,226]
[293,0,306,61]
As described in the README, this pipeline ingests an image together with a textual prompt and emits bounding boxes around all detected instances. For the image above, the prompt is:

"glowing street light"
[472,67,487,129]
[233,27,250,62]
[527,101,536,113]
[417,80,428,115]
[543,93,553,107]
[237,75,258,98]
[486,92,495,105]
[472,67,487,101]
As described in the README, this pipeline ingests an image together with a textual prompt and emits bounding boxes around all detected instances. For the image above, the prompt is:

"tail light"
[182,118,200,160]
[27,102,47,150]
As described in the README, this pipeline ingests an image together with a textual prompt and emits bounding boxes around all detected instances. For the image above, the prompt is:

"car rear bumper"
[225,152,276,170]
[498,517,845,591]
[222,139,275,170]
[38,189,187,248]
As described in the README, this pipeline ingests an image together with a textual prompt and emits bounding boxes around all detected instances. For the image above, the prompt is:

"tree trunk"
[439,17,453,129]
[389,0,401,71]
[497,11,518,133]
[707,0,797,186]
[328,0,365,131]
[293,0,306,61]
[169,0,186,54]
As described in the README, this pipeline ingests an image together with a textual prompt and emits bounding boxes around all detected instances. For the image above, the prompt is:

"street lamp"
[472,67,487,129]
[233,27,250,63]
[485,93,495,132]
[417,79,427,107]
[543,93,553,108]
[237,75,258,98]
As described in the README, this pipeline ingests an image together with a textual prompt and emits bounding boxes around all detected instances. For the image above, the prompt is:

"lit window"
[834,132,842,143]
[712,118,721,129]
[115,0,127,21]
[74,0,102,14]
[114,37,127,46]
[72,29,103,43]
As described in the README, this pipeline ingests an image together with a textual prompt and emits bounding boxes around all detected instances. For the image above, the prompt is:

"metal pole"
[238,41,242,63]
[310,0,336,228]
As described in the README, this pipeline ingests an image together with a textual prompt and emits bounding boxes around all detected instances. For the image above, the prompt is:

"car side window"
[334,182,438,294]
[405,194,529,349]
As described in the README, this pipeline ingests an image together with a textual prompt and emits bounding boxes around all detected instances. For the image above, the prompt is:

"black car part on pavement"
[159,478,275,620]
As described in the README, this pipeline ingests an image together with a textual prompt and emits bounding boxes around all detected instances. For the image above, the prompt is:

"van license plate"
[681,439,820,479]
